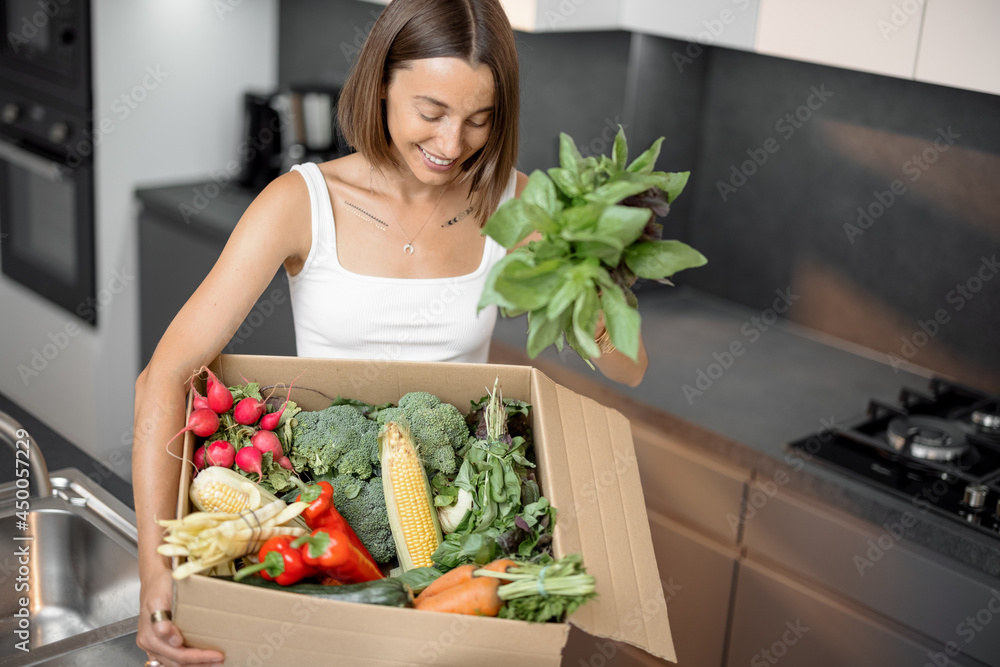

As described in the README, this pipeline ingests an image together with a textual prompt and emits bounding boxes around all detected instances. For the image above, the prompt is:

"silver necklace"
[370,165,448,255]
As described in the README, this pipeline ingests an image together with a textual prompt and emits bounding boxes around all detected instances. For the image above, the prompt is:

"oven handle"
[0,138,66,182]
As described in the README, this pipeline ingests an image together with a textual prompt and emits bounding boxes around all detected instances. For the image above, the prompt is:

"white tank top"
[287,162,514,363]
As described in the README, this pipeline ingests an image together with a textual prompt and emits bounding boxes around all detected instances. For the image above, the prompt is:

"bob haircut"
[337,0,519,225]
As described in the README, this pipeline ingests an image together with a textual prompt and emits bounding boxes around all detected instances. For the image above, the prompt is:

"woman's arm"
[509,171,649,387]
[132,170,311,665]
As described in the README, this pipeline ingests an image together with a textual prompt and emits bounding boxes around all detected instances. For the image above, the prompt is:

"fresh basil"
[479,127,707,363]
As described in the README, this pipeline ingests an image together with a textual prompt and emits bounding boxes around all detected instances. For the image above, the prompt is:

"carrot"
[415,564,476,603]
[480,558,519,584]
[414,576,502,616]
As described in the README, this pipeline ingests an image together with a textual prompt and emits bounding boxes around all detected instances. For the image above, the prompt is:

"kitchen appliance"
[288,83,344,164]
[0,0,95,324]
[788,378,1000,537]
[237,91,284,192]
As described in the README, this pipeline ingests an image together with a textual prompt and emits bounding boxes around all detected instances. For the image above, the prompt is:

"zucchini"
[223,576,414,608]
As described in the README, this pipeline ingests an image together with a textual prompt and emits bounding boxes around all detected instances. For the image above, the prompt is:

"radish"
[193,445,207,470]
[191,386,211,411]
[205,440,235,468]
[235,445,263,482]
[276,456,294,471]
[164,408,220,451]
[259,371,302,431]
[250,429,283,460]
[201,366,234,414]
[233,396,266,425]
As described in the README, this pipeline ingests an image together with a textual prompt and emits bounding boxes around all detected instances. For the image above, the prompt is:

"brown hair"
[337,0,519,224]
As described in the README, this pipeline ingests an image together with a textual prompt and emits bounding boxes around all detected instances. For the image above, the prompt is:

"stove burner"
[886,416,969,461]
[971,408,1000,433]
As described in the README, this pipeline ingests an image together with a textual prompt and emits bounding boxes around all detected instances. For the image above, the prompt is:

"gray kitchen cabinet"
[726,558,984,667]
[137,202,297,368]
[631,421,750,545]
[740,486,1000,666]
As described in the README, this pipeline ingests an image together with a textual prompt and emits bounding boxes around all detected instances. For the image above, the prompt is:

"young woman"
[134,1,647,664]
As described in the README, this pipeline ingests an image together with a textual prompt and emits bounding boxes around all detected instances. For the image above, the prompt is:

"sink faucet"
[0,410,53,497]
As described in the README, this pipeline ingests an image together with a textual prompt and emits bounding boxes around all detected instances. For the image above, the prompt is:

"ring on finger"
[150,609,172,624]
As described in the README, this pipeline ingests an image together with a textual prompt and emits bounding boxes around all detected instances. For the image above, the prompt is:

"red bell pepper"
[233,535,317,586]
[295,481,379,567]
[293,527,384,584]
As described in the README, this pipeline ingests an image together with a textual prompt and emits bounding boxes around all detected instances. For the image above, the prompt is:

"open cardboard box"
[173,354,675,666]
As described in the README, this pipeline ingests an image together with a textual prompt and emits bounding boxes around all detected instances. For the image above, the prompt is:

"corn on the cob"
[379,421,443,571]
[189,466,271,513]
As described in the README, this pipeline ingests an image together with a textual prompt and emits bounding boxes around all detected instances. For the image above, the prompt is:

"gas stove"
[787,378,1000,537]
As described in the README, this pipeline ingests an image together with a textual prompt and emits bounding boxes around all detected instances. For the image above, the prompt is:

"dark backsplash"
[278,0,999,392]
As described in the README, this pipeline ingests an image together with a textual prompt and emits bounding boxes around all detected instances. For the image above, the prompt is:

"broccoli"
[376,391,469,476]
[328,473,395,564]
[289,405,380,479]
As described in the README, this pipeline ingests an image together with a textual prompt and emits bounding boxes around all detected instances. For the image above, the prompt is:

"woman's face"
[383,57,495,185]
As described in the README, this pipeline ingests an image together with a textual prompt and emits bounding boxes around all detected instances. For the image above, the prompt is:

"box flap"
[531,371,676,662]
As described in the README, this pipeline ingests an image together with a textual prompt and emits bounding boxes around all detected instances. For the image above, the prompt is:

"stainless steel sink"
[0,468,145,666]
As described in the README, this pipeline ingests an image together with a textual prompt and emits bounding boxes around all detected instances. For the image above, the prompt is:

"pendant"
[403,243,414,254]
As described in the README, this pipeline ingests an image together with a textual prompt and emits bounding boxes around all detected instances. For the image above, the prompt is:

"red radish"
[250,429,283,459]
[205,441,235,468]
[234,396,266,425]
[276,456,294,471]
[235,446,263,482]
[193,445,207,470]
[164,408,220,451]
[201,366,233,414]
[259,371,303,431]
[191,386,211,411]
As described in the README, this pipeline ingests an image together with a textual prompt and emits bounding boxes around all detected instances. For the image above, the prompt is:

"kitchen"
[1,0,999,665]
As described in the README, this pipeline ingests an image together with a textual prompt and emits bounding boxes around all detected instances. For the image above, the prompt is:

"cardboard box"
[173,354,675,666]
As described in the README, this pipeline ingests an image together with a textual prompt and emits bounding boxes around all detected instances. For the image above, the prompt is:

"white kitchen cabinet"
[619,0,758,52]
[754,0,923,79]
[914,0,1000,96]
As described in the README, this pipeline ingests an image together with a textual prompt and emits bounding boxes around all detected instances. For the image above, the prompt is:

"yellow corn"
[380,421,443,571]
[188,465,306,528]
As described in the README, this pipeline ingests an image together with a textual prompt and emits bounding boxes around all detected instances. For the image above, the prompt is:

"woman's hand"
[592,311,648,387]
[136,564,224,666]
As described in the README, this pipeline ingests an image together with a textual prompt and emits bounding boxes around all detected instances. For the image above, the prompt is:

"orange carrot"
[480,558,519,584]
[414,576,502,616]
[415,564,476,602]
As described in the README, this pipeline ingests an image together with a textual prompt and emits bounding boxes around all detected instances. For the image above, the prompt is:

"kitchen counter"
[490,286,1000,579]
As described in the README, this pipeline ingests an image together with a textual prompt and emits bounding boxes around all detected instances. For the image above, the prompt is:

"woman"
[134,0,647,664]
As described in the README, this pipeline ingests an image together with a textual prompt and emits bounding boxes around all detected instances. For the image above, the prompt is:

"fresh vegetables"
[189,465,288,516]
[375,392,470,476]
[478,554,597,623]
[414,563,476,603]
[478,128,706,363]
[414,574,503,616]
[294,480,377,566]
[294,527,384,584]
[229,576,414,608]
[289,404,381,479]
[379,421,443,572]
[234,535,317,586]
[157,498,309,579]
[202,366,234,414]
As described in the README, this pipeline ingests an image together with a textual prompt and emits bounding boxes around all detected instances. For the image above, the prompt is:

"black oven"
[0,0,90,108]
[0,0,94,324]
